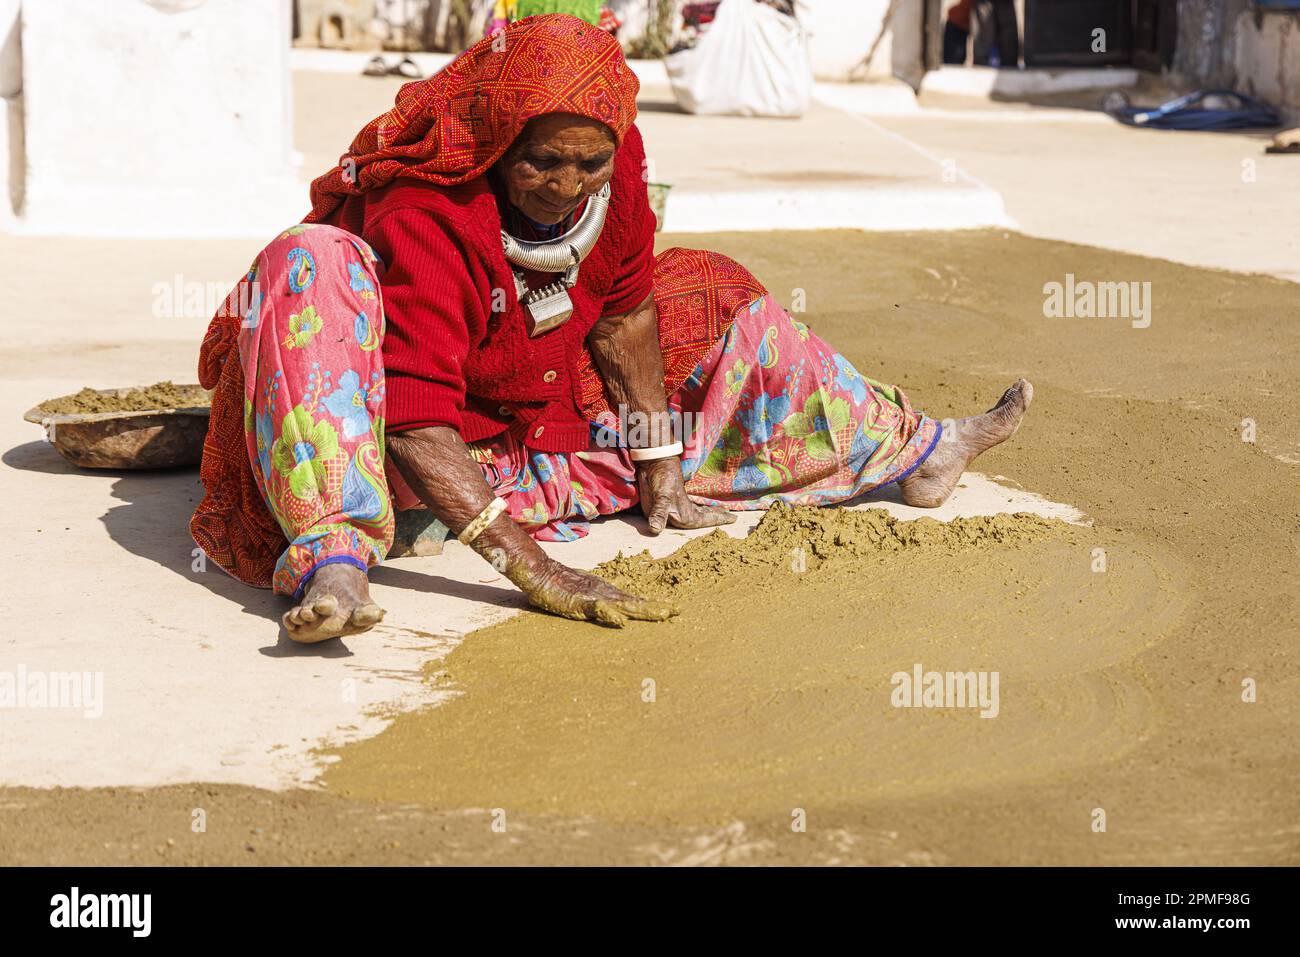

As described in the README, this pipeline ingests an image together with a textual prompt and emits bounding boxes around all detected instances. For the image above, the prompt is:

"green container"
[648,182,671,232]
[513,0,604,25]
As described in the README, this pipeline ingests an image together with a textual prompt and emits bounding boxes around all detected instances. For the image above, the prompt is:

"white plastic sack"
[666,0,813,118]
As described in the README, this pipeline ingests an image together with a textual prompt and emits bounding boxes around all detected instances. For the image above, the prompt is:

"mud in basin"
[25,381,211,470]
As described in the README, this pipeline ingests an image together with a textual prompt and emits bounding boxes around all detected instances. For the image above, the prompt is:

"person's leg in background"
[971,0,996,65]
[944,0,973,65]
[972,0,1019,67]
[943,21,970,64]
[993,0,1020,67]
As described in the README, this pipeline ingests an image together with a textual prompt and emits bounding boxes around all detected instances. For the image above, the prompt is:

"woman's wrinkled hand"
[636,457,736,535]
[513,556,678,627]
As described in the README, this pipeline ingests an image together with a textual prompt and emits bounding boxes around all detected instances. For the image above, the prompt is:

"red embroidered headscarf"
[306,14,640,223]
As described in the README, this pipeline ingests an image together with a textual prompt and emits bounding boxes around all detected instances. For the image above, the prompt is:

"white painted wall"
[1232,9,1300,124]
[10,0,305,238]
[798,0,925,86]
[609,1,925,88]
[1175,2,1300,125]
[0,0,21,227]
[0,0,16,96]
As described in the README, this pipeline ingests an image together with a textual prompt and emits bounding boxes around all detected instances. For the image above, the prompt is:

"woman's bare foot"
[899,379,1034,508]
[283,563,385,643]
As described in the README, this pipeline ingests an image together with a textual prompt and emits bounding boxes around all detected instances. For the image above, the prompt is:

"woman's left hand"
[636,457,736,535]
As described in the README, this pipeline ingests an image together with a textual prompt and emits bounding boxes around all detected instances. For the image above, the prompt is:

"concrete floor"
[290,69,1009,234]
[0,63,1289,791]
[295,62,1300,280]
[820,83,1300,283]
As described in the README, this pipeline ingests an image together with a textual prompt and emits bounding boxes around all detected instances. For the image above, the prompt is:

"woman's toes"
[282,593,350,643]
[313,613,350,638]
[991,378,1032,415]
[350,602,385,629]
[282,568,383,642]
[286,615,345,644]
[977,379,1033,444]
[284,602,318,629]
[1017,378,1034,407]
[1005,378,1032,412]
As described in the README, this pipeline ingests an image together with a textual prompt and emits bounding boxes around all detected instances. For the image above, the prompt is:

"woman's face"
[498,113,617,225]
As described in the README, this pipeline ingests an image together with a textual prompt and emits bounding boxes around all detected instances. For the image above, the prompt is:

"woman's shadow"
[4,439,522,657]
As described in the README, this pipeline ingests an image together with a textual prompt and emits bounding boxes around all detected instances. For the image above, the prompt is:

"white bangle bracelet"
[628,441,684,462]
[458,496,508,545]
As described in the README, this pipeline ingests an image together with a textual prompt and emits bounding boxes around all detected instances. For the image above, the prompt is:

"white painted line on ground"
[831,110,1019,231]
[904,108,1113,124]
[812,83,1111,124]
[811,81,921,116]
[664,184,1013,232]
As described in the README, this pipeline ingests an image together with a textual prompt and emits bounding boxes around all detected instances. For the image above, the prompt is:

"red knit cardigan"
[323,124,657,454]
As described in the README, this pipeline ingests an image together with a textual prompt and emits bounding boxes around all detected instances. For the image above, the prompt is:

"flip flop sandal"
[388,56,422,79]
[362,54,389,77]
[1265,128,1300,154]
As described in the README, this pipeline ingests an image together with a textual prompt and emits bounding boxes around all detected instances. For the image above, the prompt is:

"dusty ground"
[3,229,1297,865]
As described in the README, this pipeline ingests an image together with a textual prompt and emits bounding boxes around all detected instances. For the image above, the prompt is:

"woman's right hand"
[386,428,676,628]
[512,556,678,627]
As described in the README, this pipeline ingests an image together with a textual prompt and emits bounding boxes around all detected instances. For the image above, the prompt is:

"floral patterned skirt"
[191,224,939,597]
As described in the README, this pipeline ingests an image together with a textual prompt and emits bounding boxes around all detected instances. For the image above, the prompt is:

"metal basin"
[24,385,211,470]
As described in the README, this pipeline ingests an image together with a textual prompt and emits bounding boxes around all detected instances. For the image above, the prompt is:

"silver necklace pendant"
[515,262,579,337]
[501,183,611,338]
[523,282,574,337]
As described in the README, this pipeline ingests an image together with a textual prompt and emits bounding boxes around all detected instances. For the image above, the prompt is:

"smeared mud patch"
[323,507,1186,825]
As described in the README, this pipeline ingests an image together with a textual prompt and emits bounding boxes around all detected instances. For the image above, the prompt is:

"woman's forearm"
[588,293,672,444]
[386,426,547,576]
[590,292,734,536]
[386,425,674,623]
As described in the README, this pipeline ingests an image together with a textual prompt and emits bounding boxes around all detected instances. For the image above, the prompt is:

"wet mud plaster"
[37,381,208,415]
[323,506,1188,826]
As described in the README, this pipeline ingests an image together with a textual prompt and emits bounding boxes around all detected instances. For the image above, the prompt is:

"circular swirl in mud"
[324,507,1188,823]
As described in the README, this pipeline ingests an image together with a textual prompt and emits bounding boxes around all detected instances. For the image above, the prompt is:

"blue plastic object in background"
[1104,89,1282,131]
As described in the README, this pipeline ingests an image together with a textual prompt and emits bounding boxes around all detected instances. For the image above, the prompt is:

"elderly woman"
[191,15,1031,641]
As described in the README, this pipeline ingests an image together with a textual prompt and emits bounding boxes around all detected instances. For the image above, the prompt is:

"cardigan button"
[533,426,545,439]
[542,370,557,383]
[498,405,511,417]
